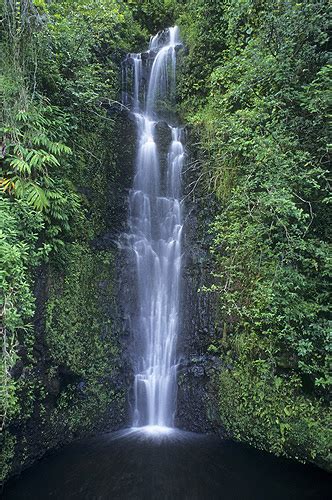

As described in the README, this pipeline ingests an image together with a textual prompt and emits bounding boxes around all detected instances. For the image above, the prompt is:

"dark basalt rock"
[174,130,223,434]
[175,355,224,434]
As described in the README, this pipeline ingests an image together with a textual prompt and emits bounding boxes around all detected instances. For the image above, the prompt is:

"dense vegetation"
[0,0,330,482]
[0,0,143,481]
[179,0,331,470]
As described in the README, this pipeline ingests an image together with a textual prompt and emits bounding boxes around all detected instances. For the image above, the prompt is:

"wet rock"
[175,354,224,433]
[174,135,223,433]
[190,365,205,377]
[10,360,24,380]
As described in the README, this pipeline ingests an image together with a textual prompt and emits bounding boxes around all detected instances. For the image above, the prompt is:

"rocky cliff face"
[175,135,224,433]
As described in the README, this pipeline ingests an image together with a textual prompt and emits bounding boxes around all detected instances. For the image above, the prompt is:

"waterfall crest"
[123,27,184,430]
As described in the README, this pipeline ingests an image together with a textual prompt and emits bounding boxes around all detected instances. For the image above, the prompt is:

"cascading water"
[123,27,184,430]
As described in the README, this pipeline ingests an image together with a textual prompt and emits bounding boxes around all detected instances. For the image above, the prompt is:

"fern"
[26,184,50,210]
[1,100,73,215]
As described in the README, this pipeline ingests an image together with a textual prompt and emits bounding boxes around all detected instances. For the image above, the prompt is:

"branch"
[293,191,314,234]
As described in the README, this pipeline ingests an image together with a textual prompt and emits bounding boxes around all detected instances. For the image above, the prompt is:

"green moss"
[216,341,331,471]
[45,242,124,433]
[47,245,115,369]
[51,385,124,435]
[0,433,16,484]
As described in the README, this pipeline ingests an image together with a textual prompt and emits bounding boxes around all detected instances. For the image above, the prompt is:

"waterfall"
[123,27,184,430]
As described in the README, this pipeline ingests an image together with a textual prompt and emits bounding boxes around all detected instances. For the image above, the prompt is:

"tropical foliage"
[0,0,142,481]
[179,0,331,468]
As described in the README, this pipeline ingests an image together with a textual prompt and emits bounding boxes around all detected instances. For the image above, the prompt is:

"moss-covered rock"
[216,352,332,471]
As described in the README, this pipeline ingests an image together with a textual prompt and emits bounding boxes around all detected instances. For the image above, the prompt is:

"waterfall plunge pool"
[3,429,330,499]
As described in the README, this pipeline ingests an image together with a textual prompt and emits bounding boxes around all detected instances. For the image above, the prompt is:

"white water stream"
[123,27,184,429]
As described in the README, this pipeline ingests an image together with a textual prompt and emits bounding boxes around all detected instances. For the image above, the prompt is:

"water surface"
[4,429,331,499]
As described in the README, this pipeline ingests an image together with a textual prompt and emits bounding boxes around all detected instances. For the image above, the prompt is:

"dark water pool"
[3,427,331,499]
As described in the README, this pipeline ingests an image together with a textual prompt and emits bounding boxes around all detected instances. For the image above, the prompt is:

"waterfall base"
[131,425,175,436]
